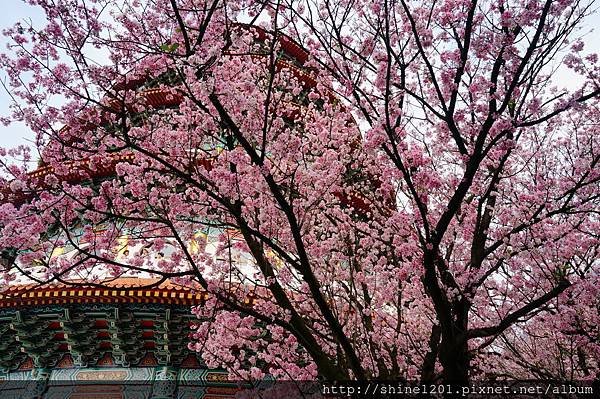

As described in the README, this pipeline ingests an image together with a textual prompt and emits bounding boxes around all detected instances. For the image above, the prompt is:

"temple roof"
[0,278,207,308]
[0,279,209,372]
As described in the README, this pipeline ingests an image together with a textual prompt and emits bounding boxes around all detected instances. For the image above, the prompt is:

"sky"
[0,1,45,151]
[0,1,599,158]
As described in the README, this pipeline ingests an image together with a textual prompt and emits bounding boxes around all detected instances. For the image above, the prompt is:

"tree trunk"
[439,304,470,385]
[439,333,469,385]
[420,324,441,383]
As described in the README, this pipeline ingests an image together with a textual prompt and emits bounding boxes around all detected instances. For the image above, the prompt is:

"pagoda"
[0,278,245,399]
[0,23,379,399]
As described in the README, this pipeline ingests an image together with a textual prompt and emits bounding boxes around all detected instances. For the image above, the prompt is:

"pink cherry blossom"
[0,0,598,389]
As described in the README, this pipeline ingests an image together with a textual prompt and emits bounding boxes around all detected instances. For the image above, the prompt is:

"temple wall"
[0,366,237,398]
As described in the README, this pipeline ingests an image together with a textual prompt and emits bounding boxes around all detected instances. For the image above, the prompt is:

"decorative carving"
[95,353,115,367]
[75,370,127,380]
[205,372,230,383]
[138,353,158,367]
[0,303,202,373]
[56,354,74,369]
[151,366,178,399]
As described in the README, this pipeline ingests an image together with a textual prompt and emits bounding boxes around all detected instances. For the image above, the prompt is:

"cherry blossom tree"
[0,0,598,387]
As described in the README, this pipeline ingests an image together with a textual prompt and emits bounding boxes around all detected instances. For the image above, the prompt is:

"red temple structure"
[0,24,381,399]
